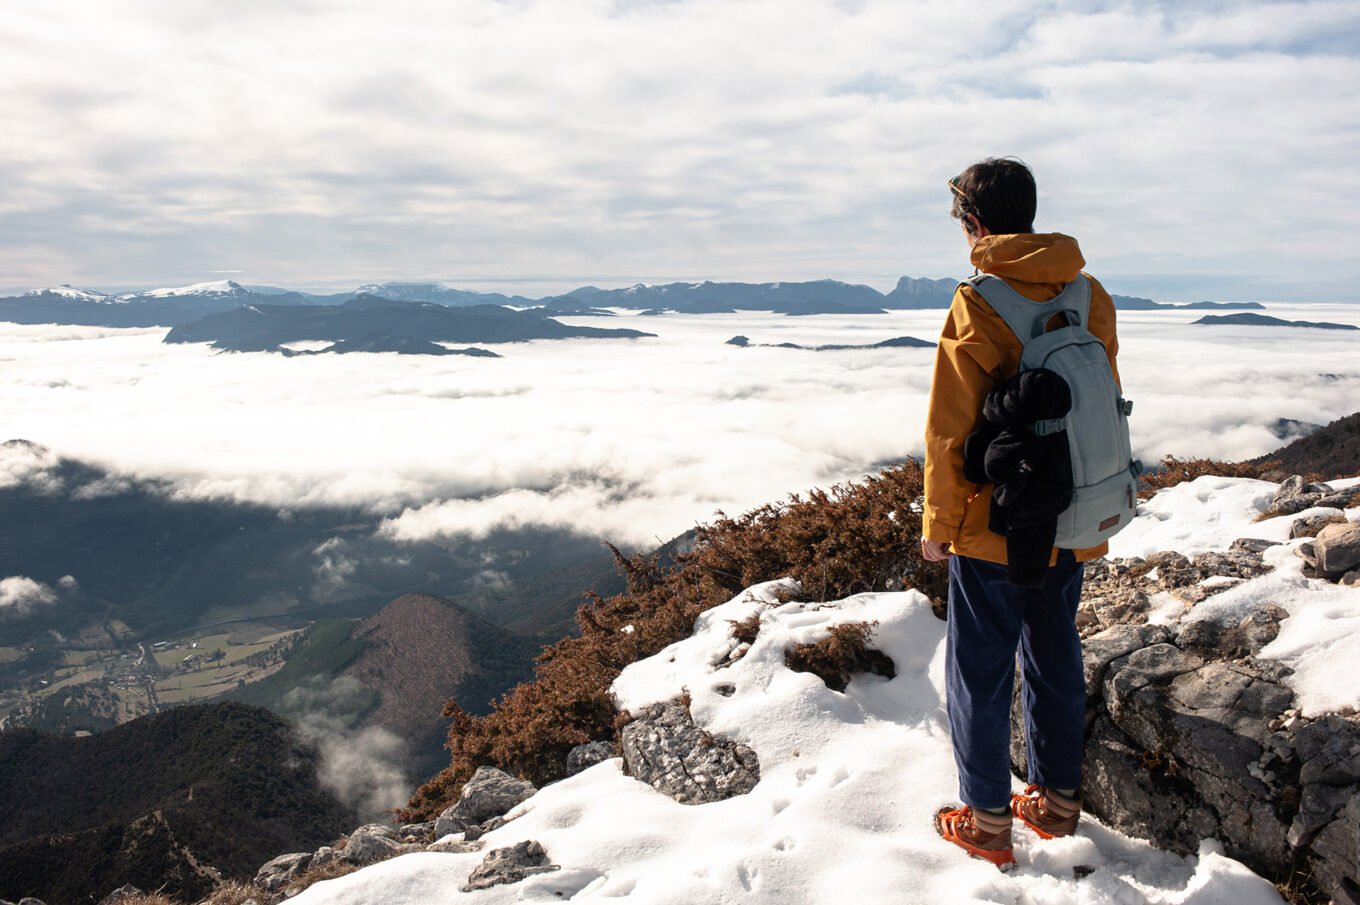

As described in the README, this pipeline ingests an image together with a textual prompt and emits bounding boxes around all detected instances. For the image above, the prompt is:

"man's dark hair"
[949,157,1036,236]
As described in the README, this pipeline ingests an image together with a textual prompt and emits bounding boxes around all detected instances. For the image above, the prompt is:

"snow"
[120,279,250,299]
[22,285,110,302]
[287,488,1347,905]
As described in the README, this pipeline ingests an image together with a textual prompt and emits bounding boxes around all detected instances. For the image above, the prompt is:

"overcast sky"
[3,1,1359,301]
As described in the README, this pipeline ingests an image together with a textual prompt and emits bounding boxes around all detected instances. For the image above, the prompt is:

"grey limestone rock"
[97,887,143,905]
[460,840,560,891]
[441,766,537,827]
[254,852,312,891]
[1315,522,1360,576]
[341,824,411,865]
[311,844,341,868]
[398,821,435,841]
[566,740,615,775]
[1174,603,1288,659]
[1290,511,1347,539]
[1309,793,1360,904]
[620,699,760,804]
[1264,475,1353,518]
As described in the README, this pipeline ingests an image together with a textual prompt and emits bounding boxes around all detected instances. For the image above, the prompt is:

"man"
[922,157,1121,869]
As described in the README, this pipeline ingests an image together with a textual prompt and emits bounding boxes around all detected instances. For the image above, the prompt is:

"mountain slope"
[0,702,355,904]
[1252,409,1360,479]
[288,567,1307,904]
[230,595,541,778]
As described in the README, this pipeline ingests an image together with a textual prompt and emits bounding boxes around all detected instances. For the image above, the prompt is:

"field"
[0,621,307,733]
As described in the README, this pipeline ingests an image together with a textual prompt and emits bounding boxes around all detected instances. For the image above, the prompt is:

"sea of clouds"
[2,305,1358,549]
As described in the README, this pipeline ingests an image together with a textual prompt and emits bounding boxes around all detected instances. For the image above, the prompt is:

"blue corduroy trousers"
[945,549,1086,810]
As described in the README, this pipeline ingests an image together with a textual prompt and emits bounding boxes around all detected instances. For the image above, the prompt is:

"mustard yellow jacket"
[922,232,1121,565]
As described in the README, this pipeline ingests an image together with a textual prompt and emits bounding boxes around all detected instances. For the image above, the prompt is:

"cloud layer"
[2,1,1358,299]
[2,307,1357,548]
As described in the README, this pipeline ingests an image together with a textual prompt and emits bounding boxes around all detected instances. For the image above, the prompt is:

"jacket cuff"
[922,515,961,545]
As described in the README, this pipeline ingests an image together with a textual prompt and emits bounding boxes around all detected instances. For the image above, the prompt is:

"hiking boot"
[934,805,1016,870]
[1010,785,1081,839]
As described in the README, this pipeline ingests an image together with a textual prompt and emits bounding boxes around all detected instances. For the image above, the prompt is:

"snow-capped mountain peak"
[120,280,252,301]
[22,284,111,302]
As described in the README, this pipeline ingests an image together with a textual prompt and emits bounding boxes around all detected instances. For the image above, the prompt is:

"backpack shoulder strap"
[962,273,1091,342]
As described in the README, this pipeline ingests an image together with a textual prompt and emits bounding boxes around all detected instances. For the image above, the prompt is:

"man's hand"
[921,538,953,562]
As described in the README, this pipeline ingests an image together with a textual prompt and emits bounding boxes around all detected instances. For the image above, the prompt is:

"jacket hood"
[970,233,1085,286]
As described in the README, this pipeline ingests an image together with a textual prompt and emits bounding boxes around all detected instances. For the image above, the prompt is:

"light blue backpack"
[962,273,1143,549]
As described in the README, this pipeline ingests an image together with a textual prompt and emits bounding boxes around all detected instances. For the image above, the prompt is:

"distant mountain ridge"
[162,295,655,352]
[1,276,1275,329]
[1192,312,1358,330]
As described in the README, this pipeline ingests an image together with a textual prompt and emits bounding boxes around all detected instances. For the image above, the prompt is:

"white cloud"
[281,676,413,820]
[2,307,1358,550]
[0,440,63,493]
[0,576,59,616]
[312,538,360,603]
[0,1,1357,298]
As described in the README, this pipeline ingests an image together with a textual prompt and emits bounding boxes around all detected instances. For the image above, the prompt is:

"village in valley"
[0,621,304,734]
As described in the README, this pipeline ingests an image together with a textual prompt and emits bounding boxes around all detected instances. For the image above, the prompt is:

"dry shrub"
[784,621,896,692]
[195,881,258,905]
[1136,455,1277,499]
[727,612,762,645]
[115,896,177,905]
[400,460,940,820]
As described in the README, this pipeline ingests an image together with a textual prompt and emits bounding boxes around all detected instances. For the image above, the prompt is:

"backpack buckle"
[1031,417,1065,437]
[1118,397,1133,416]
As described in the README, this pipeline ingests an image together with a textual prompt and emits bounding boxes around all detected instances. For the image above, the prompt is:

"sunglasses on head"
[947,177,969,202]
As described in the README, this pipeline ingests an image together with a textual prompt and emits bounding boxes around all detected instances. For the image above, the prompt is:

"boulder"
[1315,522,1360,575]
[1309,794,1360,905]
[311,845,341,868]
[1290,512,1347,539]
[566,740,615,775]
[1263,475,1349,518]
[254,852,312,891]
[460,840,560,891]
[1065,580,1360,903]
[398,821,435,842]
[439,766,537,827]
[619,699,761,804]
[341,824,411,865]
